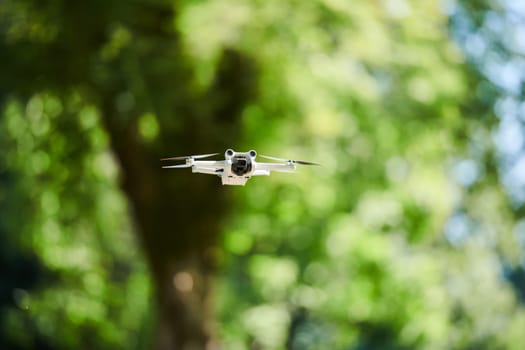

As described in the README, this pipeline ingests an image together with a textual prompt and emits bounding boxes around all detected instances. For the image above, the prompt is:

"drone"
[161,149,320,186]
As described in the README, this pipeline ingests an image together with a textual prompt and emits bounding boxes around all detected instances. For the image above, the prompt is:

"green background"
[1,0,525,349]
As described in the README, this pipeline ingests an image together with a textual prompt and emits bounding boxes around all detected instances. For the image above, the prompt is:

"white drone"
[161,149,319,186]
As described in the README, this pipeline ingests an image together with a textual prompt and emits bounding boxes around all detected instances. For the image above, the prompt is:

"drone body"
[161,149,319,186]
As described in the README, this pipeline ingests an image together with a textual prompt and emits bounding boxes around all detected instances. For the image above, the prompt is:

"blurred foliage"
[0,94,152,348]
[204,0,525,348]
[1,0,525,349]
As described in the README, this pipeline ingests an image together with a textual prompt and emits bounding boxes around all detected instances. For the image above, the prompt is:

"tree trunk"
[100,100,236,349]
[153,254,216,350]
[97,11,257,346]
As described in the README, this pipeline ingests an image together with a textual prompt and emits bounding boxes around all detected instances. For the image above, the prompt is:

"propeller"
[160,153,219,161]
[162,164,192,169]
[259,155,321,166]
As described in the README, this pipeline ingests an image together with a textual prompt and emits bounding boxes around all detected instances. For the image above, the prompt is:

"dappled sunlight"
[249,255,298,300]
[241,303,290,349]
[173,271,194,293]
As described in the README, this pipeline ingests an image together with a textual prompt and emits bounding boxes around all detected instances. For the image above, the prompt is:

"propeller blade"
[259,155,287,162]
[162,164,192,169]
[260,155,321,166]
[293,160,321,166]
[160,153,219,161]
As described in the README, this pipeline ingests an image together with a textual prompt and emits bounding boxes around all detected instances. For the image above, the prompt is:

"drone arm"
[192,167,223,175]
[252,169,270,176]
[254,162,296,174]
[192,160,227,169]
[190,161,226,176]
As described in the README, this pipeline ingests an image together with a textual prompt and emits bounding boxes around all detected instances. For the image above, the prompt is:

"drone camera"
[231,155,252,176]
[249,150,257,158]
[225,149,234,158]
